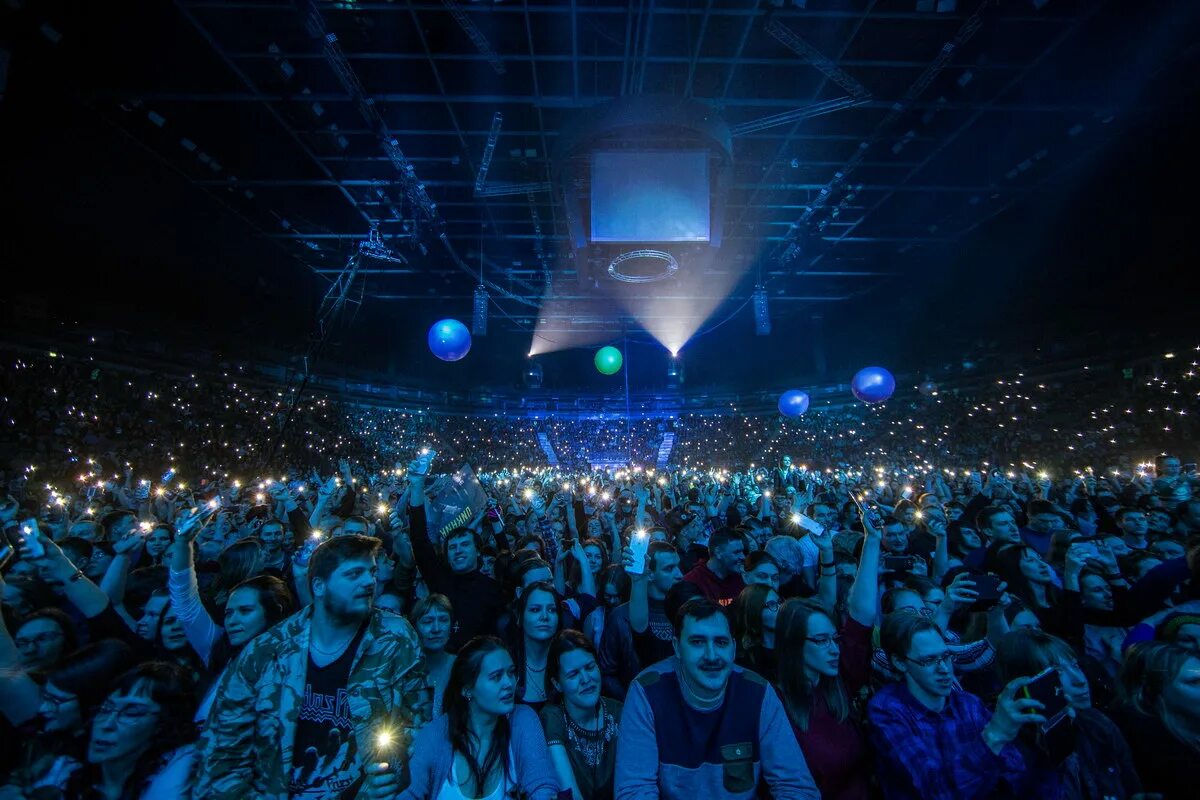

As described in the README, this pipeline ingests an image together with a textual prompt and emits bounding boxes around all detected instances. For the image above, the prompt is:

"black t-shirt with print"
[288,624,368,800]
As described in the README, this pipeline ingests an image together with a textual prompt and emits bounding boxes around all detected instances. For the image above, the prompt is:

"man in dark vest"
[614,597,819,800]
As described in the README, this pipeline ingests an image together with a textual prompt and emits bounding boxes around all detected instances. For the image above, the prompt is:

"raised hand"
[985,676,1047,748]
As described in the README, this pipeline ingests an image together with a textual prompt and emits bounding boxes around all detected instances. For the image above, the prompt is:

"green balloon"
[594,346,623,375]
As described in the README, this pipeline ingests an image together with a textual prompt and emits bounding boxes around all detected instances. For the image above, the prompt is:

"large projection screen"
[589,150,710,243]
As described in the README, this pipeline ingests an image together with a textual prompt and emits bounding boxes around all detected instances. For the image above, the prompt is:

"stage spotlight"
[472,285,489,336]
[753,285,771,335]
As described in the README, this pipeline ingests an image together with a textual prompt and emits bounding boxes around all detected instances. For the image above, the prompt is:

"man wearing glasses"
[867,613,1044,800]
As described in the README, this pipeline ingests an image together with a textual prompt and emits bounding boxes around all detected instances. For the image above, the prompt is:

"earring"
[464,692,473,701]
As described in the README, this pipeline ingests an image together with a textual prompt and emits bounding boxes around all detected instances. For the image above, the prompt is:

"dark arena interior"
[2,2,1200,799]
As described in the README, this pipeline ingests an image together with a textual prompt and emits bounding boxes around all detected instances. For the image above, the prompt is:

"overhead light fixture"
[472,285,489,336]
[753,285,771,336]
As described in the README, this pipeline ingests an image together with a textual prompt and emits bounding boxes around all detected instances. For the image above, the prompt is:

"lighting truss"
[475,111,503,194]
[607,250,679,284]
[474,181,553,198]
[765,19,873,101]
[439,0,506,76]
[730,96,871,137]
[305,1,439,223]
[753,285,771,335]
[473,285,489,336]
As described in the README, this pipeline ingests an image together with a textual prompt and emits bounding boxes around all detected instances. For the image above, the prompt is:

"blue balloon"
[778,390,811,418]
[427,318,472,362]
[851,366,896,404]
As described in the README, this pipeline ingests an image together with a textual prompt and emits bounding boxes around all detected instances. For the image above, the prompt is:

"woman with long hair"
[50,661,199,799]
[944,521,984,571]
[0,638,134,795]
[992,544,1062,614]
[993,627,1141,798]
[513,581,562,711]
[582,565,629,652]
[411,593,456,714]
[203,538,264,611]
[540,630,621,800]
[1111,642,1200,799]
[399,636,559,800]
[774,510,881,800]
[143,524,174,567]
[730,583,781,683]
[166,529,293,721]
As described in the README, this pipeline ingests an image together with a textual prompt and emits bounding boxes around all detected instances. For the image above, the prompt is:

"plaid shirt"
[867,682,1026,800]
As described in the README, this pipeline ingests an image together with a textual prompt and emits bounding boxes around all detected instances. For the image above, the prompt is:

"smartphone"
[20,519,45,559]
[793,512,825,536]
[967,572,1003,611]
[1021,666,1070,730]
[882,555,915,573]
[850,491,883,528]
[411,450,438,477]
[294,534,322,568]
[627,530,649,575]
[162,468,176,485]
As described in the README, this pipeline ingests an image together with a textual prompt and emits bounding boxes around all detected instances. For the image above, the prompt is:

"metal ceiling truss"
[149,0,1146,333]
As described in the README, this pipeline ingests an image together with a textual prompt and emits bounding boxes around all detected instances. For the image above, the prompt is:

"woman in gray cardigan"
[400,636,561,800]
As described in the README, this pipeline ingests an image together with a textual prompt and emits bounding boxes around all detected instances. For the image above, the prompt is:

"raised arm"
[848,511,882,627]
[165,524,222,667]
[0,575,42,725]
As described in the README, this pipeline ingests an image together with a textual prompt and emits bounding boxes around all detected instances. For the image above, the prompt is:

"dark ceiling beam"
[319,155,923,169]
[816,2,1104,262]
[318,270,887,278]
[170,2,374,233]
[325,129,937,142]
[195,178,1030,193]
[726,0,877,238]
[116,91,1126,113]
[222,52,1026,71]
[272,231,954,243]
[179,2,1068,23]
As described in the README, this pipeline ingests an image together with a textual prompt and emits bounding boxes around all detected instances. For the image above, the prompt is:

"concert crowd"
[1,347,1198,800]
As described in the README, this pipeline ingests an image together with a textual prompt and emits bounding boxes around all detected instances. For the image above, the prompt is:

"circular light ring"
[607,249,679,284]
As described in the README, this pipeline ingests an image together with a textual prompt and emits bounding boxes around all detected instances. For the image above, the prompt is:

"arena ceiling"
[3,0,1198,363]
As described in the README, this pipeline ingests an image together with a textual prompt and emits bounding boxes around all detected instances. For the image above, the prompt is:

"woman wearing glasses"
[32,661,198,799]
[774,510,881,800]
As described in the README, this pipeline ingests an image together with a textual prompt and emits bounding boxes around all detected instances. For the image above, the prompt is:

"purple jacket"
[400,704,560,800]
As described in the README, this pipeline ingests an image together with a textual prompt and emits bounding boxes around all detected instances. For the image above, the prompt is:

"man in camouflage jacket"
[191,603,432,799]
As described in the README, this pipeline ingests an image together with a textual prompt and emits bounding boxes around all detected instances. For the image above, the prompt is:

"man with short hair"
[682,528,746,604]
[601,540,682,699]
[965,506,1021,570]
[258,517,288,572]
[867,613,1037,800]
[341,515,371,537]
[615,597,819,800]
[404,471,505,652]
[194,534,431,800]
[1115,507,1150,551]
[1021,499,1063,556]
[880,517,912,559]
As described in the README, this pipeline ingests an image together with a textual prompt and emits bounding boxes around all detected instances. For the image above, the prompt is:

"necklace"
[310,630,356,657]
[564,702,615,769]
